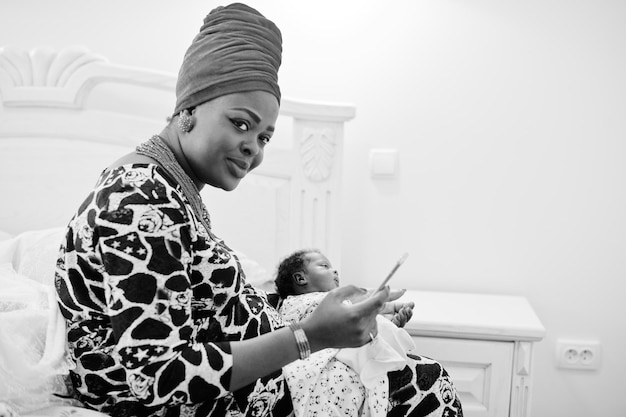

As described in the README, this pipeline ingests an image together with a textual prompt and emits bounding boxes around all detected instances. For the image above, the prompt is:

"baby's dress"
[279,292,416,417]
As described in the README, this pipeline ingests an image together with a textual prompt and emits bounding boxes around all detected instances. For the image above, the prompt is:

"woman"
[55,3,463,417]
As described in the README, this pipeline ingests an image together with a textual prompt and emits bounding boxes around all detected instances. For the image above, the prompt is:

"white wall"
[2,0,625,415]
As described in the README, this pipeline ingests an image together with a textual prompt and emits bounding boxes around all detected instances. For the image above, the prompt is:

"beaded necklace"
[135,135,211,230]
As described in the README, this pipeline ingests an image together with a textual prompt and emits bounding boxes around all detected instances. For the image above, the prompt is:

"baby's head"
[274,249,339,298]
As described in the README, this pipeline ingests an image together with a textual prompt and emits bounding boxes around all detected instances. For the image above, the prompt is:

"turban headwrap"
[173,3,283,115]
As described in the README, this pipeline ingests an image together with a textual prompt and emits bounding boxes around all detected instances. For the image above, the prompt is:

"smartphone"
[372,252,409,294]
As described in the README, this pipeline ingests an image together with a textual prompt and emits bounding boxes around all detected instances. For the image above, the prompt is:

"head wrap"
[173,3,282,115]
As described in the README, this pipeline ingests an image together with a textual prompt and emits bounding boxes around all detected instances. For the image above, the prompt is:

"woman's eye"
[232,119,249,131]
[259,136,271,145]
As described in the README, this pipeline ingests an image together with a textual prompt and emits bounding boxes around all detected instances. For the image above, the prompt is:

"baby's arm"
[381,298,415,328]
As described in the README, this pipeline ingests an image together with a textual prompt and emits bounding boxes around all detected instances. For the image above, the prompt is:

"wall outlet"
[556,339,601,370]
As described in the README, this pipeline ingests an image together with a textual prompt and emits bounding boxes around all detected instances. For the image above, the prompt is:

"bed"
[0,46,355,416]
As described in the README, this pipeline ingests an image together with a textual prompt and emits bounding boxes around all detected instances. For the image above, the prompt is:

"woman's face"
[182,90,279,191]
[303,252,340,292]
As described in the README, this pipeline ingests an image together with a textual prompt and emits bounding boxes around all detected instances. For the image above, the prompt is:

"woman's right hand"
[300,285,390,352]
[229,285,389,390]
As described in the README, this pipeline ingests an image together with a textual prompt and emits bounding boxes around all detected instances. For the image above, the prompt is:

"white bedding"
[0,264,76,414]
[0,229,80,415]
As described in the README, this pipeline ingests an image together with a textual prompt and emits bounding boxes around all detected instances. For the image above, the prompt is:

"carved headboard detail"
[0,46,356,272]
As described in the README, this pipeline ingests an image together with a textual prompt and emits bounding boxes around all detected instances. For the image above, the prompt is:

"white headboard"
[0,46,355,274]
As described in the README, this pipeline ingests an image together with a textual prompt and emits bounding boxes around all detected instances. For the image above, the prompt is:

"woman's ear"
[292,271,307,286]
[177,109,195,133]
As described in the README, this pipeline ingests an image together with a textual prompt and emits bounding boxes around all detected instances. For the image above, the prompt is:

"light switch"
[370,149,398,178]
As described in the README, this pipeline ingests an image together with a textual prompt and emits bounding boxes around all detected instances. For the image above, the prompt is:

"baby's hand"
[381,299,415,327]
[390,305,413,328]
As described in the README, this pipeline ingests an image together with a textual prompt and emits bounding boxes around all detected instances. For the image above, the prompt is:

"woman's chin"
[214,178,242,192]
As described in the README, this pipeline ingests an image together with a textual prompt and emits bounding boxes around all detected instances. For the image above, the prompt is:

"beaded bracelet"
[289,322,311,360]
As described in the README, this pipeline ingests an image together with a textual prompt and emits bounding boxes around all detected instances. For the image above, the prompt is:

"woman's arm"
[229,285,389,390]
[228,326,300,390]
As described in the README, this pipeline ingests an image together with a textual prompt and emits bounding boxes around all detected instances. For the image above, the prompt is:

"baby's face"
[303,252,339,292]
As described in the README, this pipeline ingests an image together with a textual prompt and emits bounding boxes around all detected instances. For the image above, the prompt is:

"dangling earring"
[177,110,194,133]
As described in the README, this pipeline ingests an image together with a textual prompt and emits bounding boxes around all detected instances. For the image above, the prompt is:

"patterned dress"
[55,164,292,416]
[55,163,463,417]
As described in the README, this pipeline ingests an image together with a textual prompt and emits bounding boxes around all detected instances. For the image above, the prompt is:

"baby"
[275,249,417,417]
[274,249,413,327]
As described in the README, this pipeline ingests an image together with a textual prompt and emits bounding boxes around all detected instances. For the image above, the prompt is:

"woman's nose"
[241,136,260,156]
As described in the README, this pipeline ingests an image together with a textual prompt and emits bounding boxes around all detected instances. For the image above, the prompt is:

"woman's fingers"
[350,285,389,330]
[301,285,367,349]
[302,285,388,350]
[349,290,385,341]
[387,288,406,302]
[361,284,389,310]
[339,286,407,304]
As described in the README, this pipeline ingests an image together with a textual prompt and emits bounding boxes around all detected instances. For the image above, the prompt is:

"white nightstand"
[400,290,546,417]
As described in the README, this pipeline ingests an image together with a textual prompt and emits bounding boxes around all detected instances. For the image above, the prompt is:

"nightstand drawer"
[410,336,514,417]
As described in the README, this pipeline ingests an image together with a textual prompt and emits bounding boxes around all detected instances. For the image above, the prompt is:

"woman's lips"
[226,158,250,178]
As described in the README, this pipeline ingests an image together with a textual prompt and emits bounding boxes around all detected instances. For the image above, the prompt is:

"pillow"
[233,250,275,292]
[0,264,77,415]
[0,228,65,286]
[0,230,12,242]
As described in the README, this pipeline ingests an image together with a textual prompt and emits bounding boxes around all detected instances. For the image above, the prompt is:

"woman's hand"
[341,287,415,328]
[300,285,389,352]
[229,285,397,390]
[341,287,408,304]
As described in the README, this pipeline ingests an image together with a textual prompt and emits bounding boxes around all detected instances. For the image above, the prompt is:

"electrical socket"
[556,339,601,370]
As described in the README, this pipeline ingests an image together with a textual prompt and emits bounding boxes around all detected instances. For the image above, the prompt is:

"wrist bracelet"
[289,322,311,360]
